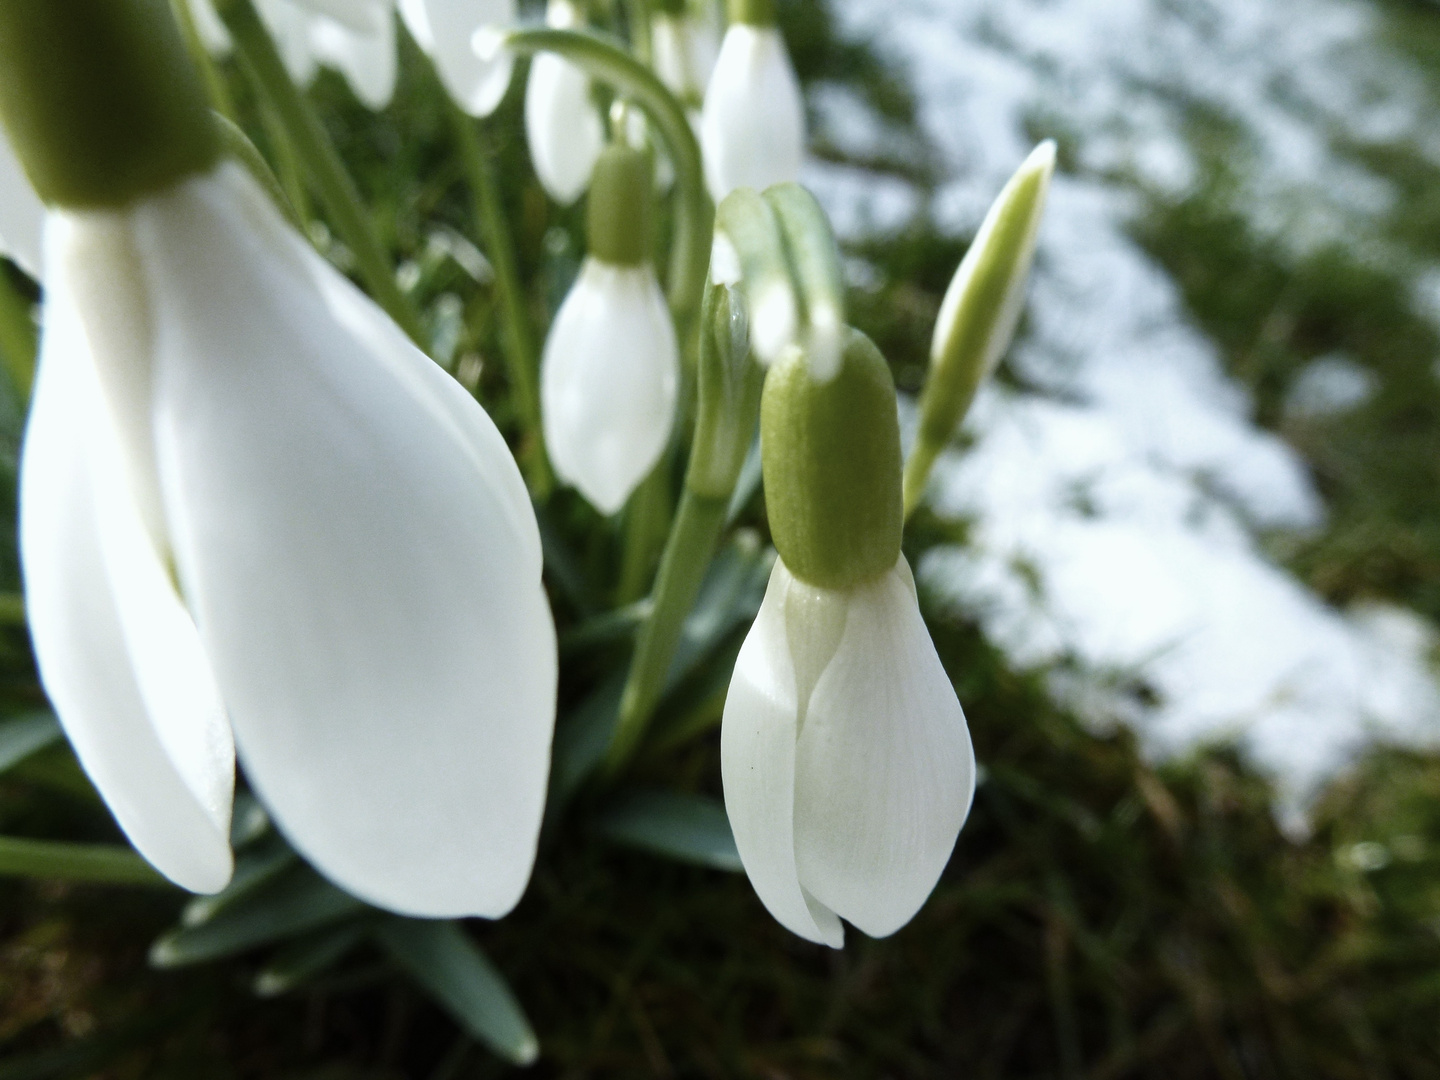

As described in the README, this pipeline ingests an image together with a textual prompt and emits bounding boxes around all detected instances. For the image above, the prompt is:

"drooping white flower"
[189,0,398,110]
[699,21,805,200]
[0,132,44,279]
[399,0,516,116]
[23,161,557,917]
[652,8,720,107]
[721,555,975,947]
[541,258,679,514]
[523,0,605,205]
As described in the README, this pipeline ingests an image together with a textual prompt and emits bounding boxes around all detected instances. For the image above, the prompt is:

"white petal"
[653,14,716,101]
[721,561,844,947]
[290,0,391,34]
[699,25,805,201]
[524,7,604,207]
[403,0,517,117]
[21,222,233,893]
[0,132,46,280]
[308,7,398,110]
[258,0,321,87]
[792,558,975,938]
[131,165,557,918]
[540,260,679,515]
[187,0,234,55]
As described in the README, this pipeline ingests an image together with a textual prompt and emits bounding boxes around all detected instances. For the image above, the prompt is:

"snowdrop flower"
[399,0,516,116]
[542,144,678,513]
[699,0,804,200]
[0,132,44,279]
[0,0,556,917]
[722,329,975,947]
[191,0,398,110]
[652,0,721,108]
[524,0,606,205]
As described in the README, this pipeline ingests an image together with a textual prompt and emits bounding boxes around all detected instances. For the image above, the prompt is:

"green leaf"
[0,835,169,886]
[253,922,366,998]
[547,673,625,816]
[180,833,296,927]
[150,865,365,968]
[0,711,61,774]
[229,791,271,848]
[373,918,538,1066]
[666,533,770,690]
[592,790,743,872]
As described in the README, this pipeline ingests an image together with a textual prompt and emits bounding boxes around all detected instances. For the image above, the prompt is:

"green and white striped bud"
[904,140,1055,516]
[761,328,904,590]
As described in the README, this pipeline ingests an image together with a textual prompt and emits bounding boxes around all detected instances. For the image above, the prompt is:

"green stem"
[218,0,425,345]
[0,268,37,400]
[170,0,237,121]
[617,461,673,603]
[499,27,712,325]
[0,836,170,887]
[446,97,553,494]
[625,0,653,65]
[251,85,312,223]
[606,488,729,772]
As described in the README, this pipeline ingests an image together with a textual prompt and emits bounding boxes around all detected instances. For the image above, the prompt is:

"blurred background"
[2,0,1440,1075]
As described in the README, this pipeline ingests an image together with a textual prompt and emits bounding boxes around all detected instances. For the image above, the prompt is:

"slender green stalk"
[216,0,425,345]
[170,0,237,120]
[617,461,673,603]
[445,97,554,493]
[625,0,653,65]
[0,268,37,400]
[0,835,170,887]
[498,27,712,325]
[251,86,313,223]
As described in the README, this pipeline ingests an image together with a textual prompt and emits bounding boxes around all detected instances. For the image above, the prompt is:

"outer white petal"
[309,7,398,110]
[0,133,45,280]
[721,561,844,947]
[258,0,321,87]
[699,25,805,201]
[524,2,604,205]
[290,0,391,33]
[792,558,975,939]
[653,15,716,101]
[540,260,679,515]
[20,220,233,894]
[131,165,556,918]
[402,0,516,117]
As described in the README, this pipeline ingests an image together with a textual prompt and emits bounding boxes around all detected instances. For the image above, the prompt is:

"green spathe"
[588,144,654,266]
[761,329,903,590]
[0,0,219,209]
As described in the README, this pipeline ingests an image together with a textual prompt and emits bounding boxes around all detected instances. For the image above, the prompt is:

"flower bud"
[761,328,903,590]
[524,0,605,205]
[0,0,219,209]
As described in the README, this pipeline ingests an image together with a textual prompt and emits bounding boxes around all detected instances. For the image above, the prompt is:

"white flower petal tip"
[401,0,518,117]
[24,163,556,918]
[541,259,680,515]
[722,557,975,944]
[0,132,46,280]
[257,0,397,111]
[521,0,603,204]
[700,25,806,201]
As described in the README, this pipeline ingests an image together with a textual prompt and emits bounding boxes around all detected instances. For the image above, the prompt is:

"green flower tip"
[0,0,219,209]
[919,139,1056,448]
[761,328,904,590]
[588,143,655,266]
[728,0,777,27]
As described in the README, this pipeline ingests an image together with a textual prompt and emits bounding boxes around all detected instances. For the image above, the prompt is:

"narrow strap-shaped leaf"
[180,834,296,927]
[547,673,625,816]
[373,918,538,1066]
[0,835,169,887]
[150,865,365,967]
[253,922,366,998]
[593,789,743,872]
[0,711,61,774]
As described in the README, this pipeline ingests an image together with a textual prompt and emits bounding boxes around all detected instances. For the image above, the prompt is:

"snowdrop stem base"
[447,97,553,493]
[607,488,729,774]
[0,268,36,400]
[219,0,427,346]
[500,28,713,324]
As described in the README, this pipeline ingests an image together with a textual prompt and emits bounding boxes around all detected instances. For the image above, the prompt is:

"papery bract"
[399,0,516,116]
[523,0,605,205]
[721,556,975,946]
[22,162,558,917]
[699,24,804,200]
[541,258,679,514]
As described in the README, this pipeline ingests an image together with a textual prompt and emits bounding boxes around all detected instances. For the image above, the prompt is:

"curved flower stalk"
[524,0,606,205]
[0,132,44,279]
[699,0,804,200]
[722,329,975,947]
[0,1,557,917]
[542,145,678,513]
[399,0,516,116]
[193,0,398,109]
